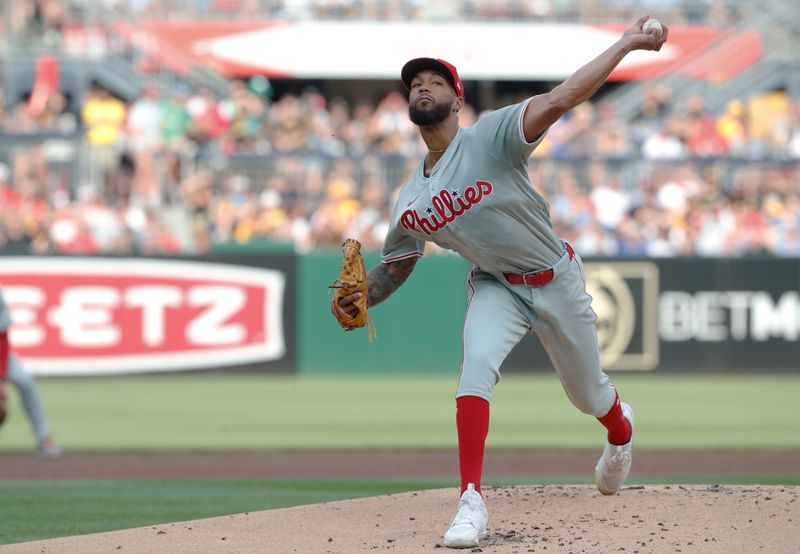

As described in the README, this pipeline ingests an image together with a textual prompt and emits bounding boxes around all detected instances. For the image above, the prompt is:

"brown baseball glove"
[329,238,376,341]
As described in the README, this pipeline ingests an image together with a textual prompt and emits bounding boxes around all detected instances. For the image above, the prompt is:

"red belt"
[503,243,574,287]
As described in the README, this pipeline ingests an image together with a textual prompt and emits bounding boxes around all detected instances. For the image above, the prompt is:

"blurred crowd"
[1,74,799,258]
[0,0,750,39]
[109,0,749,26]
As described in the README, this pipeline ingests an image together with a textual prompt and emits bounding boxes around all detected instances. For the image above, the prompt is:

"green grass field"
[2,374,799,450]
[1,373,799,545]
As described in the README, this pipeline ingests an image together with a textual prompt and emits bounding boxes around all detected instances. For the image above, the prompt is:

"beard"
[408,100,452,126]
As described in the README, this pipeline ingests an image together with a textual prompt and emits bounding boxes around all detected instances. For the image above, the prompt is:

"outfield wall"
[505,256,800,373]
[1,253,797,375]
[298,251,470,375]
[303,254,800,375]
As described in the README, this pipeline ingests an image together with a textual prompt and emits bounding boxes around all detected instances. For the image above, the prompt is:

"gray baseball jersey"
[382,98,563,276]
[382,98,615,416]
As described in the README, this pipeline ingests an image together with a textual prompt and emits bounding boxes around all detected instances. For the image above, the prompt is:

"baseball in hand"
[642,18,663,38]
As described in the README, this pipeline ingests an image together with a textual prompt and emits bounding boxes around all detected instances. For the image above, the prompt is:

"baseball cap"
[401,58,464,98]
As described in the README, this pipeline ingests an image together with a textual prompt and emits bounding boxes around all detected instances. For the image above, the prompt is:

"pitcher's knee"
[456,367,500,402]
[456,383,494,402]
[570,389,616,417]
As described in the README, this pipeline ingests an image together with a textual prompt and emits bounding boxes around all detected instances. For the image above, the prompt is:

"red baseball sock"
[456,395,490,495]
[0,332,9,380]
[597,390,632,445]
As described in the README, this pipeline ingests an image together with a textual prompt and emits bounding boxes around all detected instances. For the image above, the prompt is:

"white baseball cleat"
[443,483,488,548]
[595,402,634,495]
[37,436,63,460]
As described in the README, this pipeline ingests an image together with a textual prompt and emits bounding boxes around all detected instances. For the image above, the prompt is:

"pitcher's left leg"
[533,254,633,494]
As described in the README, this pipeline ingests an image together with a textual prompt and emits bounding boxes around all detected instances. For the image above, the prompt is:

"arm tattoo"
[366,257,418,307]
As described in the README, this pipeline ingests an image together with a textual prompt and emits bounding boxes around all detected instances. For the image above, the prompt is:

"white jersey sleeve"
[381,223,425,263]
[473,98,547,167]
[381,190,426,263]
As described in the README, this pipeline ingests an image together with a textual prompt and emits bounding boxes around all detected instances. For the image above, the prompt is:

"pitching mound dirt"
[5,485,798,553]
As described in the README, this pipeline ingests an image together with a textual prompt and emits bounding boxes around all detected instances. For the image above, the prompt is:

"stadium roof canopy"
[119,21,761,83]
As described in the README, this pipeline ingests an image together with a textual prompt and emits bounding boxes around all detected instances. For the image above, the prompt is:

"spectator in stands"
[126,85,164,206]
[309,161,362,247]
[161,86,192,151]
[82,83,127,197]
[110,0,748,25]
[41,91,77,133]
[268,93,311,153]
[588,162,632,231]
[594,100,635,156]
[630,84,672,142]
[716,99,749,156]
[219,80,269,154]
[372,91,418,155]
[343,99,377,155]
[346,176,392,251]
[642,114,686,159]
[186,87,228,155]
[50,206,98,254]
[683,94,728,157]
[1,63,799,258]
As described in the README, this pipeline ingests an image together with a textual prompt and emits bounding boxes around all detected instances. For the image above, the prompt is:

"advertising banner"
[0,255,296,376]
[504,258,800,373]
[3,253,795,375]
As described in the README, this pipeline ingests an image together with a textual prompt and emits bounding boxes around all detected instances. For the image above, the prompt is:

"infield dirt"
[4,484,799,553]
[3,449,800,551]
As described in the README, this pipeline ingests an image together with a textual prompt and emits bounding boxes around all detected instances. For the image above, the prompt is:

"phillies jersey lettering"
[401,180,493,235]
[382,98,564,276]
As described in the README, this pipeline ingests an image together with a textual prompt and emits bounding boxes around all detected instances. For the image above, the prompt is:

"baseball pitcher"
[332,16,668,549]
